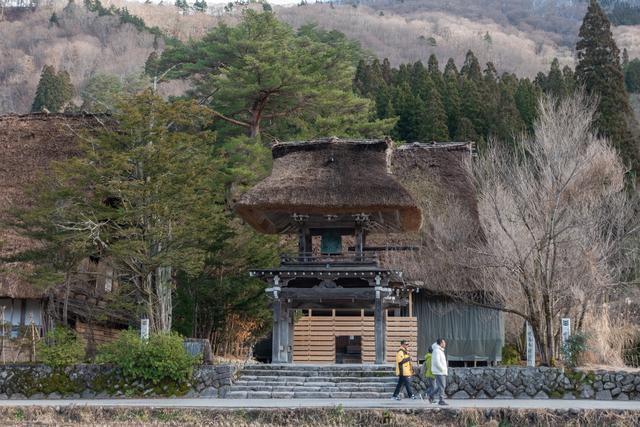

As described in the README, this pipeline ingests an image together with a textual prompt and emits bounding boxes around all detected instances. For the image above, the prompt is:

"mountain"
[1,0,639,114]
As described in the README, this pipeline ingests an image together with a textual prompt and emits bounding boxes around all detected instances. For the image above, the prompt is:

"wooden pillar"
[355,225,364,255]
[374,286,386,364]
[272,298,292,364]
[272,298,282,363]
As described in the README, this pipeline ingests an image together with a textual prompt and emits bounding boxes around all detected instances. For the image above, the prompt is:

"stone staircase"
[225,364,400,399]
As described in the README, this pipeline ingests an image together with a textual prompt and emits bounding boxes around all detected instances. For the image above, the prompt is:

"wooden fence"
[293,311,417,364]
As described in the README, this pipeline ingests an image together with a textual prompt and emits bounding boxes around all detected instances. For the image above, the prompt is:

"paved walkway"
[0,398,638,411]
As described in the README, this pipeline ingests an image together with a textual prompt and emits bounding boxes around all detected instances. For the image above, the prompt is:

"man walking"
[391,340,417,400]
[427,338,448,405]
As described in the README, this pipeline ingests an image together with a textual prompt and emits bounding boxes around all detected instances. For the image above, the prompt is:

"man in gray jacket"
[427,338,448,405]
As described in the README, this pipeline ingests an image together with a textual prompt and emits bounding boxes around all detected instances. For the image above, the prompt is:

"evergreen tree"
[444,57,459,80]
[193,0,207,12]
[158,11,393,140]
[626,59,640,93]
[427,54,439,74]
[20,92,228,332]
[409,61,430,99]
[575,0,639,173]
[562,65,576,95]
[623,48,630,69]
[455,117,478,142]
[460,50,482,81]
[514,78,539,134]
[444,74,461,138]
[31,65,74,113]
[423,84,449,141]
[460,78,484,138]
[544,58,567,98]
[381,58,393,84]
[49,12,60,27]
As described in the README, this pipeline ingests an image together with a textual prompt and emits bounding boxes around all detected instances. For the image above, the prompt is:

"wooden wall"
[293,312,417,364]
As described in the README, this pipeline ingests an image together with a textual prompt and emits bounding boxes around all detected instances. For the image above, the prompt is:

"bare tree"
[472,93,637,365]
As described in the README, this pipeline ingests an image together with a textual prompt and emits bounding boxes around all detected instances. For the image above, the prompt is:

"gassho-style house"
[235,137,504,366]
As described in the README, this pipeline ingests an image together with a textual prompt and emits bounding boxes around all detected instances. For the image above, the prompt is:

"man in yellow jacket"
[391,340,417,400]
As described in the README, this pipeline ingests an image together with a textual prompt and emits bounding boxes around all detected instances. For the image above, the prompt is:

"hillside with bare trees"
[1,0,640,113]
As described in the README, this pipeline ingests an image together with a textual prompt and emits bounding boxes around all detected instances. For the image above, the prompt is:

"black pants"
[393,375,414,398]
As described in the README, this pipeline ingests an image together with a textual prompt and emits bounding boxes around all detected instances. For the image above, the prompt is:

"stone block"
[580,386,594,399]
[603,382,615,390]
[595,390,612,400]
[9,393,26,400]
[617,393,629,401]
[563,393,576,400]
[611,387,622,397]
[200,387,217,397]
[533,391,549,399]
[451,391,470,399]
[593,381,603,390]
[495,392,513,400]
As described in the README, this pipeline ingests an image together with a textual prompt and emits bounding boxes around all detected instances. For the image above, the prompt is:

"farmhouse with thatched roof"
[237,137,504,365]
[0,113,128,360]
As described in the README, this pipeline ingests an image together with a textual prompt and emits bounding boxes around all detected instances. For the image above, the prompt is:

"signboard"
[526,322,535,367]
[140,318,150,341]
[561,318,571,349]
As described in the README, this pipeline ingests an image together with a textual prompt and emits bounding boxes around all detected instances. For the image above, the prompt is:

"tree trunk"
[155,265,172,332]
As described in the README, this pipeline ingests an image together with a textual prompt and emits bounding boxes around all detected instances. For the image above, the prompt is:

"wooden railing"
[280,252,379,267]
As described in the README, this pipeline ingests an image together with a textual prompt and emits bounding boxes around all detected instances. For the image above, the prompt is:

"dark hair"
[436,338,445,345]
[400,339,407,345]
[427,347,432,354]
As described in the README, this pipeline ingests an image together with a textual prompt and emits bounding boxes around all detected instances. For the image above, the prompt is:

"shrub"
[96,330,198,386]
[563,332,589,368]
[37,326,85,368]
[501,344,521,365]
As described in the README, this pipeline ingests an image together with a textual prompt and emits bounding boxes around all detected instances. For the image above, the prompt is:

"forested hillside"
[3,0,640,114]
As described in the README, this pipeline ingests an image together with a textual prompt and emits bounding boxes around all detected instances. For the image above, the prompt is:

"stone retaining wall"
[412,367,640,400]
[0,364,238,399]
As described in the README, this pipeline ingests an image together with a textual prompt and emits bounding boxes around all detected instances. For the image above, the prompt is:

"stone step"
[230,385,397,393]
[233,380,396,388]
[240,370,394,378]
[244,364,394,371]
[235,376,396,383]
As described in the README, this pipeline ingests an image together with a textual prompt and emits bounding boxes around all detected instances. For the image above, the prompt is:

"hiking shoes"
[438,400,448,406]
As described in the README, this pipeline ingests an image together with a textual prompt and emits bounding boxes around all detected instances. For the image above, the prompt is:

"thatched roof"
[390,142,480,230]
[0,113,101,299]
[379,141,483,292]
[235,138,422,234]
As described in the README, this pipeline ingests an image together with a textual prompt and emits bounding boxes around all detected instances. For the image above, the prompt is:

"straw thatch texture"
[0,113,100,299]
[376,142,483,292]
[235,138,422,234]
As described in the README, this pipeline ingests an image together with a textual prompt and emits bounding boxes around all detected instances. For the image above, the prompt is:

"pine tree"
[158,11,393,139]
[193,0,207,12]
[444,57,459,80]
[49,12,60,27]
[575,0,639,173]
[444,74,461,138]
[514,78,539,134]
[381,58,393,84]
[455,117,478,142]
[562,65,576,95]
[423,84,449,141]
[460,78,484,138]
[623,48,630,69]
[460,50,482,81]
[544,58,567,98]
[31,65,74,112]
[626,59,640,93]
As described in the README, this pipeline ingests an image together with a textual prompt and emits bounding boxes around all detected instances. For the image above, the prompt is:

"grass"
[0,407,639,426]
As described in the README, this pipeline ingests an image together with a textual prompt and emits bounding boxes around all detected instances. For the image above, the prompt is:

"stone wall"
[412,367,640,400]
[0,364,237,399]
